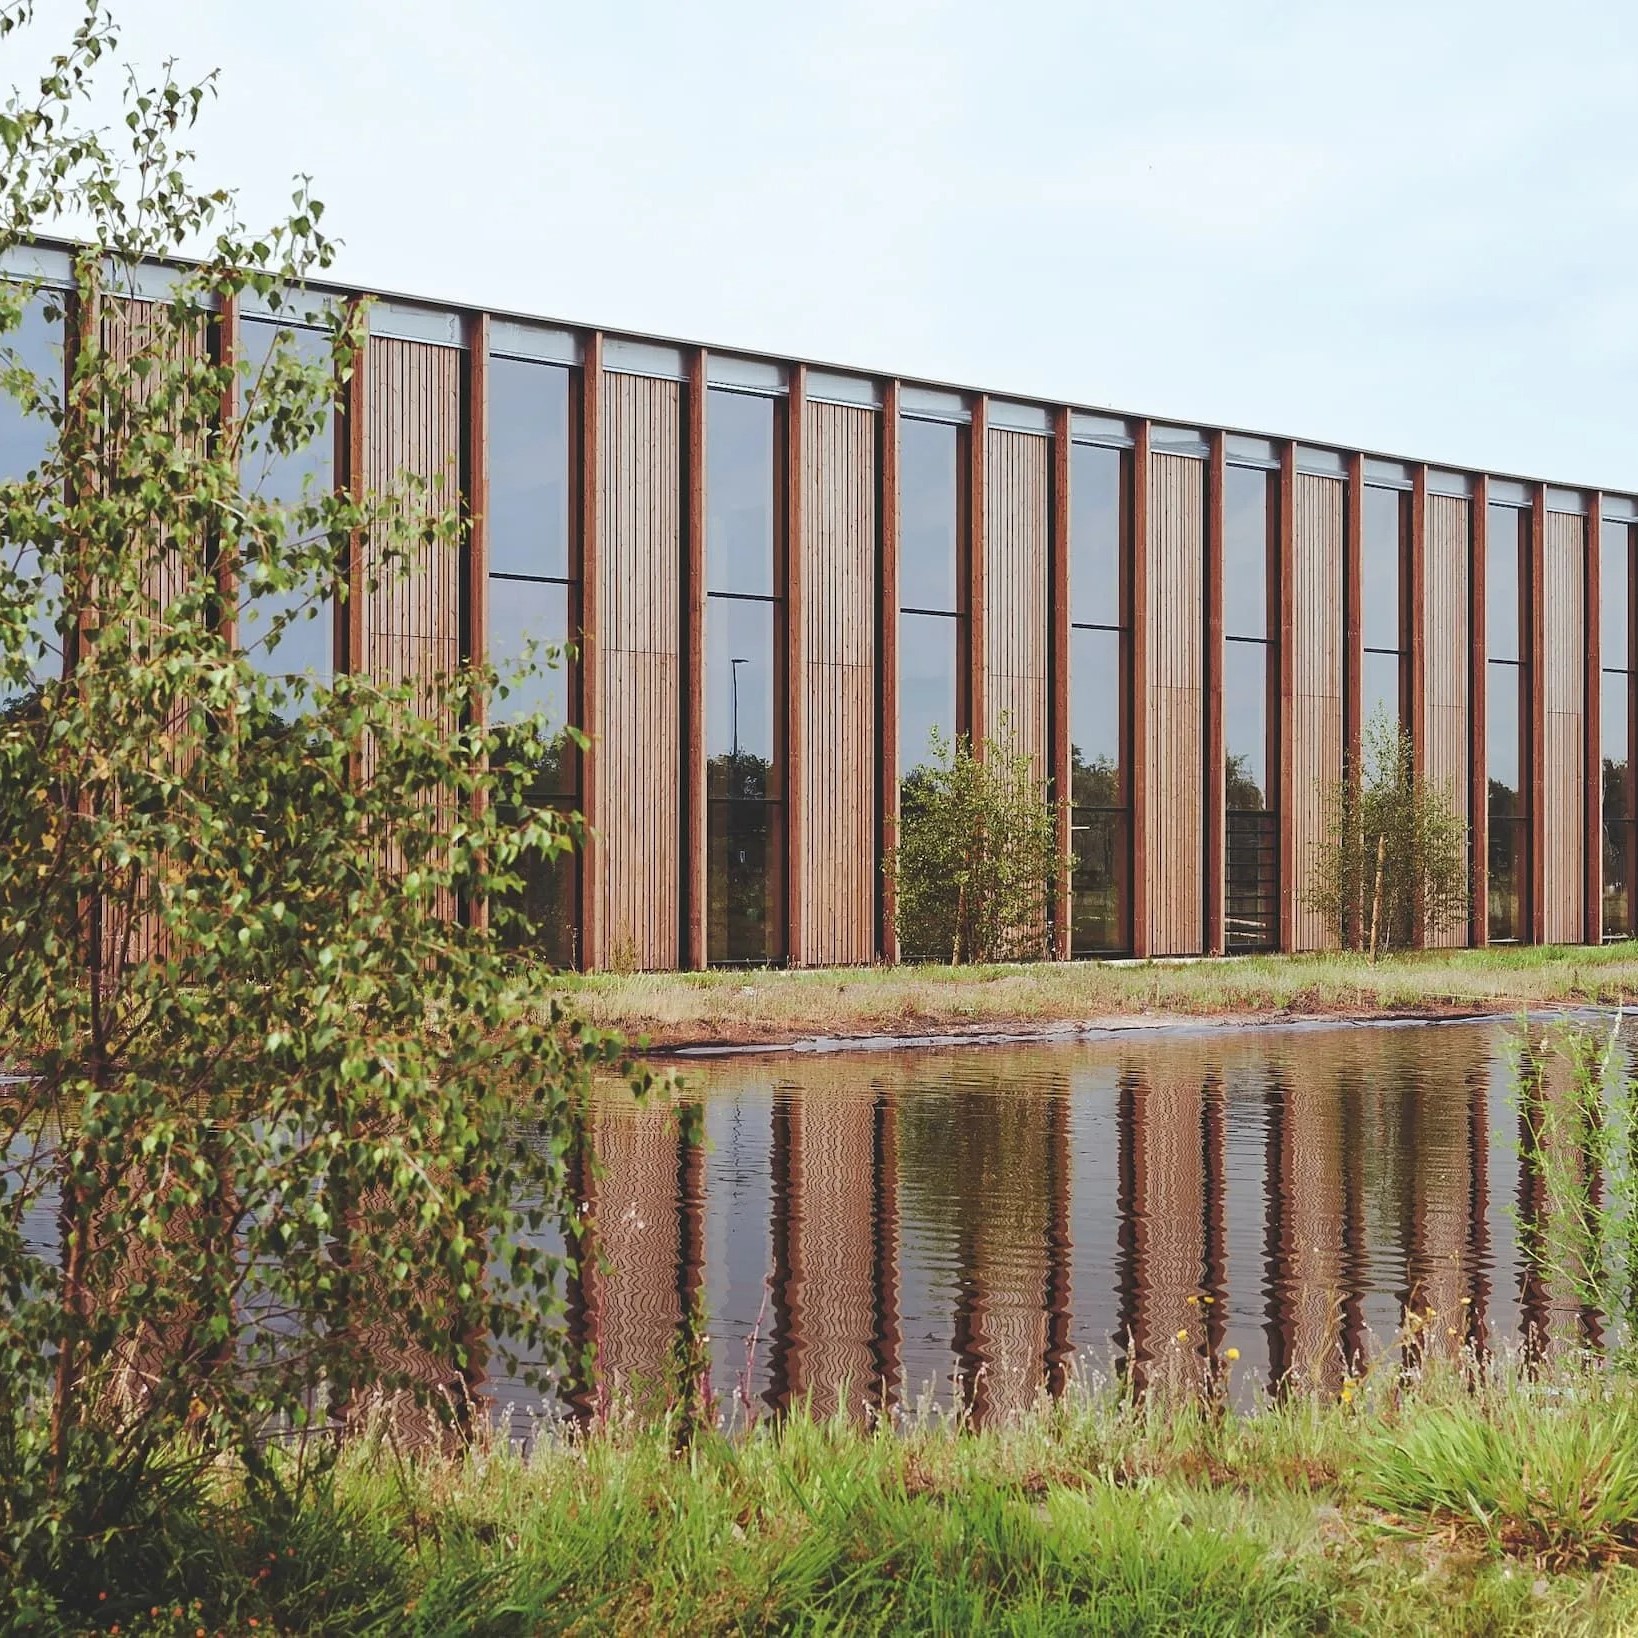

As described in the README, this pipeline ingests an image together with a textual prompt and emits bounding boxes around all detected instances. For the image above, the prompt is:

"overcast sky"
[14,0,1638,486]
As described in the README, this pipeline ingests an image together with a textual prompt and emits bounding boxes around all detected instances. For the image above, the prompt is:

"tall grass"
[38,1360,1638,1635]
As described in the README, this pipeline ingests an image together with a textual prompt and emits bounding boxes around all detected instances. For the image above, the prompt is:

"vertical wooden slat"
[1344,451,1364,781]
[1204,432,1225,956]
[1470,479,1489,948]
[339,298,368,679]
[1408,465,1428,784]
[879,381,901,963]
[1129,420,1151,958]
[786,363,807,967]
[1277,442,1296,951]
[684,349,707,970]
[579,333,604,970]
[1587,494,1603,945]
[1540,510,1586,945]
[1531,482,1547,945]
[968,395,988,751]
[1050,407,1072,960]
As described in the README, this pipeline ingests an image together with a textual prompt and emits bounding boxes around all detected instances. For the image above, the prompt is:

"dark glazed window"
[487,353,579,968]
[1602,518,1634,938]
[1069,444,1129,955]
[1485,503,1529,941]
[1,293,63,708]
[1223,465,1278,950]
[707,389,784,965]
[1361,485,1407,730]
[898,415,965,779]
[239,318,336,686]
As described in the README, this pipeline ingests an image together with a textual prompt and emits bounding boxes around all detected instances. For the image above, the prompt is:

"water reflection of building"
[564,1096,704,1417]
[566,1021,1577,1424]
[766,1075,898,1419]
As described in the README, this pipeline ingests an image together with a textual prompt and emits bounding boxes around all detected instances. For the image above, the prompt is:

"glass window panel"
[1223,639,1270,810]
[708,799,782,964]
[1487,661,1521,814]
[707,596,778,799]
[1222,466,1272,640]
[1069,442,1122,627]
[1362,649,1403,736]
[490,577,571,730]
[1070,625,1122,806]
[1604,670,1630,823]
[2,296,63,700]
[708,389,776,597]
[899,610,958,775]
[1486,504,1525,662]
[1361,486,1404,652]
[1602,519,1630,674]
[1226,811,1278,950]
[1604,819,1632,939]
[1071,808,1128,955]
[900,417,961,614]
[489,355,571,581]
[494,799,577,968]
[1488,818,1526,942]
[0,294,59,479]
[239,319,335,681]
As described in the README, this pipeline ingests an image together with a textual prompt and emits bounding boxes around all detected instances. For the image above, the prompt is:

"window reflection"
[899,610,957,776]
[1361,486,1407,733]
[238,318,335,685]
[1,293,63,709]
[898,415,965,790]
[900,418,961,614]
[1223,465,1278,950]
[1069,443,1122,627]
[488,353,579,966]
[707,389,784,964]
[1485,504,1529,940]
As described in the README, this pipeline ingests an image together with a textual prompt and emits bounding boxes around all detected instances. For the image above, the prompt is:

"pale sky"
[13,0,1638,487]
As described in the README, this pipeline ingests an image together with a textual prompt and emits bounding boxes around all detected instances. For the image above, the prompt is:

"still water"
[516,1017,1608,1426]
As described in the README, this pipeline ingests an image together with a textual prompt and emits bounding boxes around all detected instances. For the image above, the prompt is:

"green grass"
[545,942,1638,1049]
[32,1363,1638,1635]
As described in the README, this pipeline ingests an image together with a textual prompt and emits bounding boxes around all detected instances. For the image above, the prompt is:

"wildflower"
[1176,1329,1188,1341]
[1225,1347,1240,1362]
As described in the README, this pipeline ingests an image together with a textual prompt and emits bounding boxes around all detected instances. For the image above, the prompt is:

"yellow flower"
[1176,1329,1189,1342]
[1225,1347,1240,1362]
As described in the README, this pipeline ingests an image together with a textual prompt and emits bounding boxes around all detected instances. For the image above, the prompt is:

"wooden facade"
[6,235,1633,968]
[800,401,877,966]
[1145,453,1206,956]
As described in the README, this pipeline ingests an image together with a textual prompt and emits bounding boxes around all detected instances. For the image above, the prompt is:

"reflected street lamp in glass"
[731,656,748,761]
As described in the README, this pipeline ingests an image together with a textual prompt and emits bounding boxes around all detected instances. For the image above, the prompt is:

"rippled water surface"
[518,1017,1609,1425]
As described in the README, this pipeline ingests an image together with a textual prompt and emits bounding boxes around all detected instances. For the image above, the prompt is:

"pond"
[511,1016,1609,1427]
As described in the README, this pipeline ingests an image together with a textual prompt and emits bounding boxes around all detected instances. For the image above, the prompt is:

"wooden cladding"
[597,373,682,971]
[1288,475,1343,952]
[800,401,877,966]
[360,338,462,701]
[983,429,1050,774]
[1541,513,1586,945]
[1422,494,1472,949]
[1146,453,1205,956]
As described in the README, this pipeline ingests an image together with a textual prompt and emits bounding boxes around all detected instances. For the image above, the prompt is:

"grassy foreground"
[41,1365,1638,1636]
[550,943,1638,1050]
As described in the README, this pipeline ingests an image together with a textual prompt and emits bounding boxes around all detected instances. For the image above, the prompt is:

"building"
[1,237,1630,969]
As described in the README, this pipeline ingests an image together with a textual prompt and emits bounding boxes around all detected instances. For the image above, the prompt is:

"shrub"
[1304,708,1469,954]
[888,724,1062,964]
[0,1,640,1611]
